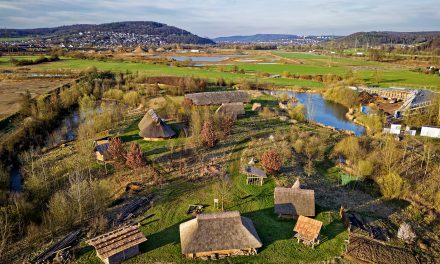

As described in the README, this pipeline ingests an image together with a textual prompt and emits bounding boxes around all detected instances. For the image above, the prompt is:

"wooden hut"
[138,109,176,141]
[184,91,250,106]
[87,225,147,264]
[274,179,315,218]
[215,102,245,118]
[244,166,267,186]
[93,137,110,162]
[293,215,323,248]
[179,211,262,259]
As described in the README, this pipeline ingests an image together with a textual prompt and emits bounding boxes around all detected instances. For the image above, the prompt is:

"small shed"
[179,211,262,259]
[244,166,267,186]
[215,102,245,118]
[87,225,147,264]
[93,137,110,162]
[274,179,315,218]
[138,109,176,141]
[293,215,323,248]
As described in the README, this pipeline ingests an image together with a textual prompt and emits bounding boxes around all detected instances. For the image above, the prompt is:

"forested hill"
[333,31,440,47]
[0,21,214,45]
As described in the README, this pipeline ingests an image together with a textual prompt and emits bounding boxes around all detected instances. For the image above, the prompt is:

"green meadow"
[1,51,440,90]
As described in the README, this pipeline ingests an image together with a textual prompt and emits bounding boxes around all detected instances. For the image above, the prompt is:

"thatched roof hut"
[274,179,315,218]
[185,91,250,106]
[133,46,147,54]
[179,211,262,259]
[87,225,147,264]
[215,102,245,117]
[294,216,322,248]
[93,137,110,162]
[138,109,176,140]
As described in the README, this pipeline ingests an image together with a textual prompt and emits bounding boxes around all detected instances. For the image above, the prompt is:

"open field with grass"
[0,77,75,119]
[2,51,439,90]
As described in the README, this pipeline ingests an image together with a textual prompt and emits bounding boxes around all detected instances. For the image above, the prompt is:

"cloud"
[0,0,439,37]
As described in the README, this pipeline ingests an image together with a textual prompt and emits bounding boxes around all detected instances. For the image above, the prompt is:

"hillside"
[213,34,332,44]
[0,21,214,45]
[332,31,440,48]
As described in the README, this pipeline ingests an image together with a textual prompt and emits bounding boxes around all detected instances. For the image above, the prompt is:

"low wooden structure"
[87,225,147,264]
[244,166,267,186]
[179,211,262,259]
[274,179,315,218]
[94,137,110,162]
[138,109,176,141]
[184,91,250,106]
[215,102,245,118]
[293,215,323,248]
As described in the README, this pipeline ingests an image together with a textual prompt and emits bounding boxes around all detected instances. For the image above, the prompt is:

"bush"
[126,143,146,169]
[108,137,126,164]
[123,91,140,107]
[324,85,358,109]
[261,150,282,174]
[200,120,217,148]
[103,89,124,100]
[377,172,405,198]
[289,103,306,121]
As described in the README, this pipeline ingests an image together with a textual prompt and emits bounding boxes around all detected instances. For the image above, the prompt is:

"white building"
[420,126,440,138]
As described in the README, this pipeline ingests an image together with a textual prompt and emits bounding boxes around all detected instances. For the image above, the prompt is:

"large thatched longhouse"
[184,91,250,106]
[138,109,176,141]
[179,211,262,259]
[274,179,315,218]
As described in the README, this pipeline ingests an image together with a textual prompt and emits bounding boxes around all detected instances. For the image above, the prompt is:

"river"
[267,91,365,136]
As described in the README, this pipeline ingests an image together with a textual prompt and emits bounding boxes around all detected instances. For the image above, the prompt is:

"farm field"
[1,51,440,90]
[0,77,75,119]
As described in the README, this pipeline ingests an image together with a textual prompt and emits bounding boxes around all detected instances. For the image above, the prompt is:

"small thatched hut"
[293,215,322,248]
[184,91,250,106]
[179,211,262,259]
[215,102,245,117]
[274,179,315,218]
[93,137,110,162]
[87,225,147,264]
[138,109,176,141]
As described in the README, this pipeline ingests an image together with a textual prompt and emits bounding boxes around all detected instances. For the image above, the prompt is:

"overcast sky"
[0,0,439,38]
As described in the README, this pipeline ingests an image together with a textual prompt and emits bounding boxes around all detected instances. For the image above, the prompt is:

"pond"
[267,91,365,136]
[169,56,229,62]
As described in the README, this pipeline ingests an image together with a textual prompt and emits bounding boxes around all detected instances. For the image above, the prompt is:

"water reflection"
[267,91,365,136]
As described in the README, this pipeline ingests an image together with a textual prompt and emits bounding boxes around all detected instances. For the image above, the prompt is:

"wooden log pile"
[33,229,82,264]
[111,195,154,227]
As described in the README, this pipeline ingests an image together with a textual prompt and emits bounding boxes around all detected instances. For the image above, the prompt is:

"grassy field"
[2,52,439,90]
[0,37,32,42]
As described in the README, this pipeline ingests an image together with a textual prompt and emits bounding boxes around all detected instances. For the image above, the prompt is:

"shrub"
[103,89,124,100]
[123,91,140,107]
[377,172,405,198]
[324,85,358,109]
[126,143,146,169]
[261,150,282,174]
[200,120,217,148]
[289,103,306,121]
[108,137,126,164]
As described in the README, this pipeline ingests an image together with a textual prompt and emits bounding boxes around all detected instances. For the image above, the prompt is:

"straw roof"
[138,109,176,139]
[133,46,146,54]
[87,225,147,259]
[185,91,250,106]
[215,102,245,117]
[294,216,322,242]
[274,181,315,217]
[244,166,267,178]
[179,211,262,254]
